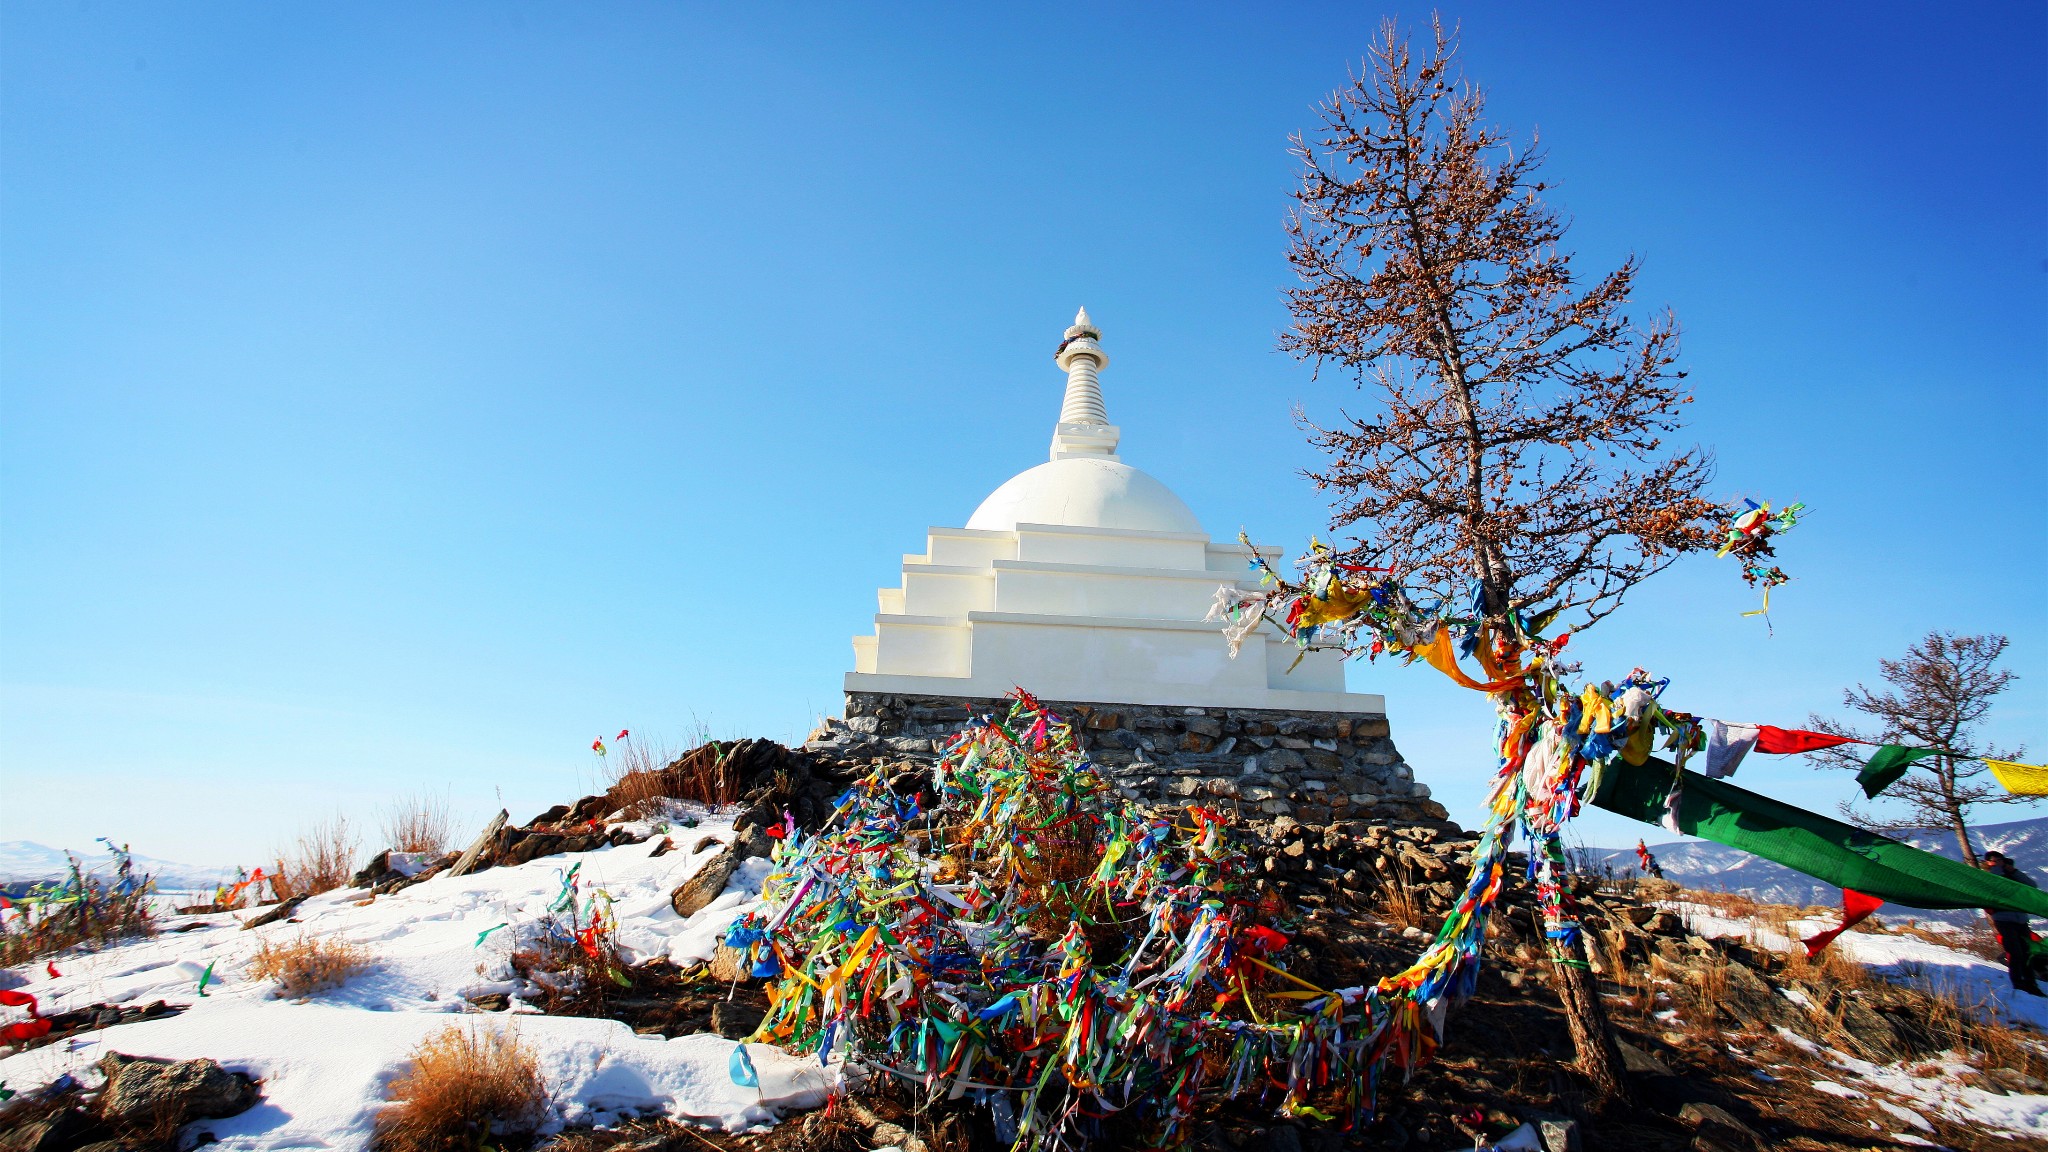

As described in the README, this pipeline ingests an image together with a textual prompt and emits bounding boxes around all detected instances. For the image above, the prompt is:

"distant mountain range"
[0,841,236,893]
[1584,815,2048,928]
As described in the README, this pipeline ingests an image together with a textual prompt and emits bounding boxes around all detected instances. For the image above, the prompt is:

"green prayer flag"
[1856,744,1942,799]
[1591,758,2048,918]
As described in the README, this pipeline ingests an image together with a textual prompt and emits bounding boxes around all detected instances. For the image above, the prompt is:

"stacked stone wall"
[809,691,1452,834]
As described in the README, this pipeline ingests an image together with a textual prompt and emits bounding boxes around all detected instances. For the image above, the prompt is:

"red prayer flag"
[0,1018,51,1043]
[1801,888,1884,958]
[618,729,629,741]
[1755,725,1859,755]
[45,962,60,979]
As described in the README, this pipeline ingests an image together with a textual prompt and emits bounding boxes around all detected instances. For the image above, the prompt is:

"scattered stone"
[1520,1108,1582,1152]
[669,848,739,918]
[1678,1102,1759,1143]
[95,1053,259,1129]
[710,1000,764,1039]
[709,944,750,983]
[1616,1040,1674,1076]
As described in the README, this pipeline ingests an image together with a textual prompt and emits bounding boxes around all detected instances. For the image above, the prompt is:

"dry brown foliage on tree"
[1278,16,1737,1102]
[1806,630,2031,864]
[1283,16,1718,629]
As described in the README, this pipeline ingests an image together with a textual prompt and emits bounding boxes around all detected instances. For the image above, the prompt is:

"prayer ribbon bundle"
[1716,499,1803,619]
[728,692,1527,1147]
[1207,540,2048,941]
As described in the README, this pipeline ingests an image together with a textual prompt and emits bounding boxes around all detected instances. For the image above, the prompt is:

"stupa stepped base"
[808,691,1452,833]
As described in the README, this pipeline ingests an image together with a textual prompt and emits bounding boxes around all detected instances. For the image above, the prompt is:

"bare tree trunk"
[1950,817,1978,867]
[1544,916,1629,1103]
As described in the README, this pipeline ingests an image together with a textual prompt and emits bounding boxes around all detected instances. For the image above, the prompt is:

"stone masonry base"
[805,691,1452,833]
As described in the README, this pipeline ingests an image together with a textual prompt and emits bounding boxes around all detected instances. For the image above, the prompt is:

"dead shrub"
[374,1024,549,1152]
[382,792,455,857]
[248,933,372,997]
[600,739,741,815]
[280,812,361,896]
[1970,1007,2048,1081]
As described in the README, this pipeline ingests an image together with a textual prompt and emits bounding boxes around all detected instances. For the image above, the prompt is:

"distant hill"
[1584,815,2048,927]
[0,840,235,892]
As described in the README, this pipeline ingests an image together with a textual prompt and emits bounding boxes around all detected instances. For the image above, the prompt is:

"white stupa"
[845,310,1385,713]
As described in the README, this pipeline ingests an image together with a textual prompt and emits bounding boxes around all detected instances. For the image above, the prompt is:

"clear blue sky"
[4,3,2043,867]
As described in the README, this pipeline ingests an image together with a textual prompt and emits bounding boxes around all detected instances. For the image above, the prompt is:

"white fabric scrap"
[1705,720,1761,779]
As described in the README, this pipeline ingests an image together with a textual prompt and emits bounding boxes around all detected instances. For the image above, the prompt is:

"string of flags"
[1205,525,2046,974]
[1698,719,2046,799]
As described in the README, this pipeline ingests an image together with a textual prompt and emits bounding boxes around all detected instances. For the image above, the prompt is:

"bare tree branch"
[1282,18,1716,630]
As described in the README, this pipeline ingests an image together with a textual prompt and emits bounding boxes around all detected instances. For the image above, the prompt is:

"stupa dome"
[846,307,1385,715]
[965,456,1204,534]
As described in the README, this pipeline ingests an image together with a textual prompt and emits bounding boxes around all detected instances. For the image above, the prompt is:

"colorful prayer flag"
[1855,745,1943,798]
[1985,758,2048,796]
[1704,721,1760,778]
[1802,889,1884,957]
[1753,725,1856,755]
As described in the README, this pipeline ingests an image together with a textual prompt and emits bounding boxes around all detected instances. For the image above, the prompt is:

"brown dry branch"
[373,1024,549,1152]
[1283,16,1719,631]
[1805,630,2032,863]
[248,933,372,998]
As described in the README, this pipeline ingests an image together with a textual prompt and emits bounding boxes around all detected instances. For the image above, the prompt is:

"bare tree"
[1284,18,1719,632]
[1282,17,1721,1101]
[1809,631,2030,865]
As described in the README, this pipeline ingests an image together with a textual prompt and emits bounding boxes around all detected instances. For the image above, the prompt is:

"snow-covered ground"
[1664,899,2048,1142]
[1771,1026,2048,1143]
[1663,899,2048,1032]
[0,803,839,1148]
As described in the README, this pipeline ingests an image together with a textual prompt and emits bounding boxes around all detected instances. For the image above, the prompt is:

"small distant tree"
[1809,631,2030,864]
[1282,17,1722,1101]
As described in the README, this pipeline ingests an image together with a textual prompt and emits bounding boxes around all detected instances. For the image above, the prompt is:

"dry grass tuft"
[1373,860,1429,932]
[249,933,372,997]
[373,1024,549,1152]
[382,792,455,857]
[280,812,361,897]
[600,738,742,815]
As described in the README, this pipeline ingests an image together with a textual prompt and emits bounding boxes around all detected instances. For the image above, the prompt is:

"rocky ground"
[5,733,2043,1152]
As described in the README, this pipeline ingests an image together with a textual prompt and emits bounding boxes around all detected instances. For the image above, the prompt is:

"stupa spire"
[1050,307,1119,461]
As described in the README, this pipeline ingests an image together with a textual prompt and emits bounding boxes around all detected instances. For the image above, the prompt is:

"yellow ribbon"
[1985,758,2048,796]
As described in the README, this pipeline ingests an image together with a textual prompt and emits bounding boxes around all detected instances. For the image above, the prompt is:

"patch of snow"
[1662,900,2048,1032]
[1771,1028,2048,1140]
[0,804,816,1148]
[1878,1100,1935,1132]
[1813,1080,1864,1098]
